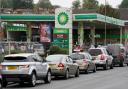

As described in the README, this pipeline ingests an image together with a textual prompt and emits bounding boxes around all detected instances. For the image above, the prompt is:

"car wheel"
[93,66,97,73]
[127,64,128,66]
[0,81,2,89]
[29,73,36,87]
[2,80,7,88]
[85,68,89,74]
[64,70,69,79]
[110,63,114,69]
[103,62,108,70]
[75,68,79,77]
[44,70,51,83]
[119,60,124,67]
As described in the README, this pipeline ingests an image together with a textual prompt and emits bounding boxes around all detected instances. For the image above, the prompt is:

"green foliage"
[37,0,52,8]
[98,4,120,19]
[82,0,98,9]
[10,49,26,54]
[49,46,68,55]
[0,0,34,9]
[119,0,128,8]
[72,0,81,9]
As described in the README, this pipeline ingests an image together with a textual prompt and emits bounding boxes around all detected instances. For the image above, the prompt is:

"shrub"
[49,46,69,55]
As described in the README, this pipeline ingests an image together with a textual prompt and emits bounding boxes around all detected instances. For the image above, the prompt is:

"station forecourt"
[0,10,127,53]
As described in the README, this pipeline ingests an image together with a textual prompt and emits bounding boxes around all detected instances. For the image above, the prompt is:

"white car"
[89,47,113,70]
[0,53,51,87]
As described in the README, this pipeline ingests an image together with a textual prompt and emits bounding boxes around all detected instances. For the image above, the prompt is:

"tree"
[98,4,120,18]
[12,0,34,9]
[119,0,128,8]
[0,0,34,9]
[72,0,81,9]
[82,0,98,9]
[0,0,13,8]
[37,0,52,8]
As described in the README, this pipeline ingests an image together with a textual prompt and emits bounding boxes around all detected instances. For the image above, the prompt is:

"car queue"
[0,44,128,88]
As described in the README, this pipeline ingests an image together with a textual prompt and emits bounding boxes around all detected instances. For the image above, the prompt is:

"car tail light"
[100,55,105,60]
[58,63,64,68]
[83,59,88,63]
[19,65,29,69]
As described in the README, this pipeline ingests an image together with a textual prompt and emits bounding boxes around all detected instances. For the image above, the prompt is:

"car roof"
[5,53,34,58]
[48,54,68,57]
[89,47,106,50]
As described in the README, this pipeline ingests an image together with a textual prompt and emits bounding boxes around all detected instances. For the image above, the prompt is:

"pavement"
[4,66,128,89]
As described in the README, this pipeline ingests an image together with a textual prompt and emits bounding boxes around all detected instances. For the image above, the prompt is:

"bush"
[11,49,26,54]
[49,46,69,55]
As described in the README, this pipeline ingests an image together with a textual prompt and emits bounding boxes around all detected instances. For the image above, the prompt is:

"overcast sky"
[34,0,123,8]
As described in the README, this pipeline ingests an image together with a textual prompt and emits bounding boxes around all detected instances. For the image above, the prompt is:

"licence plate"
[49,64,56,67]
[7,66,17,70]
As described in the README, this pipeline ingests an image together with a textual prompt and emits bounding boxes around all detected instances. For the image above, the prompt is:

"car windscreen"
[89,49,102,56]
[34,44,44,49]
[79,54,85,59]
[4,56,28,62]
[70,54,80,60]
[46,55,63,62]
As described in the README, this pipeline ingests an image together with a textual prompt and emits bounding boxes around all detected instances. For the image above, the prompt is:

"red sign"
[53,34,68,39]
[39,24,51,42]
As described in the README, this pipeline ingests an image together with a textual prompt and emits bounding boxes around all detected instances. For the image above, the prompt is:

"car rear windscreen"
[46,55,63,62]
[4,56,28,62]
[89,49,102,56]
[70,54,80,60]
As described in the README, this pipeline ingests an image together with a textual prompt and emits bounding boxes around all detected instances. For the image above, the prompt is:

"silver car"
[1,53,51,87]
[89,47,113,70]
[46,54,79,79]
[70,52,96,74]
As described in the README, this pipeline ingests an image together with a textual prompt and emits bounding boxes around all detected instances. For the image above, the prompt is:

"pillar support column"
[91,27,95,45]
[78,22,84,46]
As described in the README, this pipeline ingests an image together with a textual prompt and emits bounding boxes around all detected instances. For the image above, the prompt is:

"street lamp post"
[104,0,107,45]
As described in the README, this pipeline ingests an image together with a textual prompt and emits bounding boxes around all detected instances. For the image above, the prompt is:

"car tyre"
[85,68,89,74]
[127,64,128,66]
[64,70,69,79]
[75,68,79,77]
[110,63,114,69]
[44,70,51,83]
[0,80,2,89]
[29,73,36,87]
[93,66,97,73]
[2,80,7,88]
[119,60,124,67]
[103,62,108,70]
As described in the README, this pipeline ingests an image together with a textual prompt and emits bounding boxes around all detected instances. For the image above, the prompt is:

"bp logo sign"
[55,8,72,28]
[58,12,69,25]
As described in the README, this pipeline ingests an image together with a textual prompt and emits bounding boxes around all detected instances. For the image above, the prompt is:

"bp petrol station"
[0,8,126,54]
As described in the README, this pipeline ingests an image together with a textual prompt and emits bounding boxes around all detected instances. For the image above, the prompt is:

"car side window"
[66,57,70,63]
[68,57,73,63]
[28,56,35,62]
[103,49,108,55]
[86,54,91,60]
[32,55,40,62]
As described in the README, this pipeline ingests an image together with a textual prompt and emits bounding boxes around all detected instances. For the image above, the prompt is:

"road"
[4,66,128,89]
